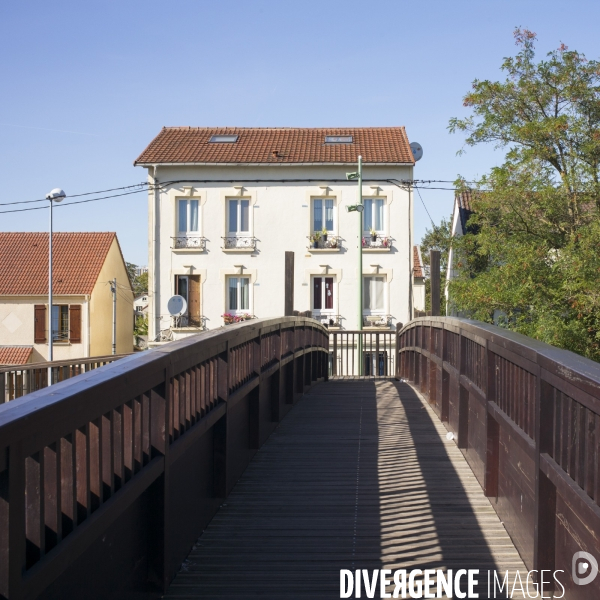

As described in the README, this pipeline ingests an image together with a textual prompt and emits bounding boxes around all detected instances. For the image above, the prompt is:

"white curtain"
[240,277,249,309]
[189,200,199,231]
[364,277,384,310]
[178,199,187,232]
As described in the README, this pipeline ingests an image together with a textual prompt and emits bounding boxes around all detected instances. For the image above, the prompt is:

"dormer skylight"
[210,134,239,143]
[324,135,353,144]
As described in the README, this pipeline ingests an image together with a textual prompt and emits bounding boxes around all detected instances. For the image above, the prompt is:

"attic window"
[324,135,353,144]
[209,135,239,143]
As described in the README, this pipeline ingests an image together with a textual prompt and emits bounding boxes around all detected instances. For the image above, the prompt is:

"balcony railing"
[171,236,207,250]
[362,234,391,250]
[222,236,257,250]
[307,235,341,250]
[172,315,206,329]
[363,314,392,328]
[311,312,342,328]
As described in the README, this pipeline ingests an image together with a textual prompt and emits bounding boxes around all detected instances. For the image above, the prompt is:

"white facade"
[142,163,415,341]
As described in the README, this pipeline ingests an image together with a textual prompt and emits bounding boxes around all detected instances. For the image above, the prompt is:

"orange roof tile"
[0,346,33,365]
[413,246,424,278]
[134,127,414,165]
[0,232,116,295]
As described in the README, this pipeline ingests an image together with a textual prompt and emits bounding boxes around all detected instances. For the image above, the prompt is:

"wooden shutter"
[188,276,201,326]
[34,305,46,343]
[69,305,81,343]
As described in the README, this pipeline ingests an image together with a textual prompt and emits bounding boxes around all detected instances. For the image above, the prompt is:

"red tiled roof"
[0,232,116,295]
[134,127,414,165]
[0,346,33,365]
[456,190,474,211]
[413,246,424,278]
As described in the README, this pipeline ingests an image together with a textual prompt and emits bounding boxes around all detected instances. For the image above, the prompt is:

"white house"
[446,190,474,315]
[133,294,149,316]
[413,246,426,313]
[134,127,417,342]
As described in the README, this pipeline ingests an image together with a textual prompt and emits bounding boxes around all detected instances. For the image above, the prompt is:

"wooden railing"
[330,330,395,377]
[0,355,129,404]
[0,316,328,599]
[397,316,600,597]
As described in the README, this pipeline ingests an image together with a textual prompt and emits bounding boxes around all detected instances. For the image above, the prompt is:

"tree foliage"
[448,29,600,361]
[126,262,149,297]
[420,215,453,314]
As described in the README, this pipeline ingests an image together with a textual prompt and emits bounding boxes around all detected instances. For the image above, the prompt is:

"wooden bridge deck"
[164,380,528,599]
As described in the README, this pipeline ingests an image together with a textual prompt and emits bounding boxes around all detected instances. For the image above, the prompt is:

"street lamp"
[45,188,66,385]
[346,156,363,375]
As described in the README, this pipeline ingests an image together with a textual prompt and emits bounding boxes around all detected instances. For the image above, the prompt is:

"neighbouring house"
[133,294,149,316]
[0,232,134,362]
[446,190,475,315]
[134,127,417,342]
[413,246,425,313]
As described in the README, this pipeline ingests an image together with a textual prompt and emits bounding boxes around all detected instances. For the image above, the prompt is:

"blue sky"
[1,0,599,265]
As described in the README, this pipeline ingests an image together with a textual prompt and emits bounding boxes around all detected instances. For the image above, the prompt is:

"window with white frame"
[312,198,335,233]
[363,198,385,233]
[363,276,385,314]
[177,199,199,234]
[312,276,335,312]
[227,276,250,313]
[228,199,250,235]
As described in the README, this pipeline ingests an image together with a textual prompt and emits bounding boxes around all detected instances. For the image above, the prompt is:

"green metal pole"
[358,155,363,376]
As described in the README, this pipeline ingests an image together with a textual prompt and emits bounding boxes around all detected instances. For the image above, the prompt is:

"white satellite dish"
[410,142,424,162]
[167,295,187,317]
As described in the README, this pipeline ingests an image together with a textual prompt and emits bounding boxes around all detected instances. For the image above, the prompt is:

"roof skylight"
[324,135,353,144]
[210,134,239,143]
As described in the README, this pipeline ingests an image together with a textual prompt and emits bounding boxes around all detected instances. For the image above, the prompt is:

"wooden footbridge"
[1,316,600,599]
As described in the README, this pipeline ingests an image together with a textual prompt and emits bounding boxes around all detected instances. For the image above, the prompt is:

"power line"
[0,182,152,207]
[0,187,155,215]
[415,186,435,226]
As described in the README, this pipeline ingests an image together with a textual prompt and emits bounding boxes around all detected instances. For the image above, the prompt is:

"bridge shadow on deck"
[164,381,526,599]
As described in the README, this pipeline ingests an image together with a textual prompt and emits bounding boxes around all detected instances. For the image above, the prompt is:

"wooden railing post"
[484,340,499,497]
[534,375,557,579]
[8,442,25,599]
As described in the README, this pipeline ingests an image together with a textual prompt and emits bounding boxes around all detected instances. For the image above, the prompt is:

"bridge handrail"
[0,354,131,403]
[0,316,329,599]
[397,316,600,583]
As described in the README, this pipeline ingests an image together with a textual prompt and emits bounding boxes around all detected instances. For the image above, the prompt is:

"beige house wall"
[89,238,134,356]
[0,295,89,362]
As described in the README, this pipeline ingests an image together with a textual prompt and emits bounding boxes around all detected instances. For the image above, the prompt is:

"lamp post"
[346,155,363,375]
[45,188,66,385]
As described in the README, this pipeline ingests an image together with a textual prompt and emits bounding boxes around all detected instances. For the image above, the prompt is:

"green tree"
[448,29,600,360]
[420,215,453,314]
[126,262,149,297]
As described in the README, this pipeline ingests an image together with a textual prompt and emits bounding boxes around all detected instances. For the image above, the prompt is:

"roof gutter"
[134,161,415,168]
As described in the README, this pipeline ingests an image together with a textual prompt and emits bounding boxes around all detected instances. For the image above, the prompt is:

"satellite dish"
[410,142,423,162]
[167,295,187,317]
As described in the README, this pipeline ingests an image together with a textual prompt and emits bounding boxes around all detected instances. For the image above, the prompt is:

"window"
[227,277,250,312]
[312,277,334,311]
[51,305,69,342]
[228,199,250,234]
[363,198,384,233]
[178,199,199,233]
[136,306,143,313]
[363,276,384,313]
[312,198,335,233]
[210,134,238,143]
[324,135,353,144]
